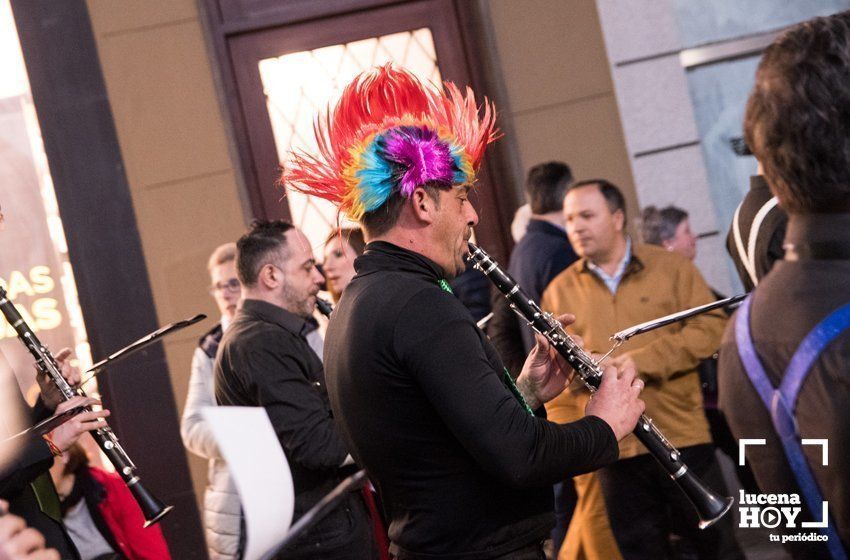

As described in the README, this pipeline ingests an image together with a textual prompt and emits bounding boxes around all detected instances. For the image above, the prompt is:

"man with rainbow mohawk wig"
[284,65,644,560]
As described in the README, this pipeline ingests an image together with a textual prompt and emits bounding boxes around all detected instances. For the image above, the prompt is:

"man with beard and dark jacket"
[215,221,376,560]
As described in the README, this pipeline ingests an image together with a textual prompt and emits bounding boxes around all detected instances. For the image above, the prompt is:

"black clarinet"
[316,297,334,318]
[467,243,733,528]
[0,287,173,527]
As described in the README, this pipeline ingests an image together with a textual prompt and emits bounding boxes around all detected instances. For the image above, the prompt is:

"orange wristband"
[42,433,62,457]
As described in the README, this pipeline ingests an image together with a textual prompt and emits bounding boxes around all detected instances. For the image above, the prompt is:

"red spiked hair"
[283,64,498,221]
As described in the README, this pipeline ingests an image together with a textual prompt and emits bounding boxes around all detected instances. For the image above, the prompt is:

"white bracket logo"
[738,438,830,528]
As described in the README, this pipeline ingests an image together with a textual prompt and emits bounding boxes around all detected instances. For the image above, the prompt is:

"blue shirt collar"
[587,237,632,294]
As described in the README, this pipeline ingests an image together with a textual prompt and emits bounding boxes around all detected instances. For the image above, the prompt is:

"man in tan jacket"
[541,180,741,560]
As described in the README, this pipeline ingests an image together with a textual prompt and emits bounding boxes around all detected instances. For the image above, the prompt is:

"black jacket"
[215,299,363,553]
[324,241,617,560]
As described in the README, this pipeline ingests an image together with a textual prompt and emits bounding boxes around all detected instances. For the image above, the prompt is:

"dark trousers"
[551,480,577,551]
[704,408,760,494]
[275,492,377,560]
[597,444,743,560]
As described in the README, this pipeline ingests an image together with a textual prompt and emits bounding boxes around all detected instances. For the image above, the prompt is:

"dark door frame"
[10,2,206,557]
[201,0,520,262]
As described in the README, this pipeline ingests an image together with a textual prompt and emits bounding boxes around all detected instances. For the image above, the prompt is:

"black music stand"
[260,470,367,559]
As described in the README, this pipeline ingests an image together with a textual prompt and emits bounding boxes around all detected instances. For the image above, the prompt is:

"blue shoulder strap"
[735,296,849,559]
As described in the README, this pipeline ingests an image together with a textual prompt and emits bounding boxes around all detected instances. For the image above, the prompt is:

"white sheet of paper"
[202,406,294,560]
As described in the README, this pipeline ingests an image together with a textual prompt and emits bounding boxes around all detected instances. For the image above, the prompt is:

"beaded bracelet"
[42,433,62,457]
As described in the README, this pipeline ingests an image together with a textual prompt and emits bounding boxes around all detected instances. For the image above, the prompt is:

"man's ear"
[613,208,626,232]
[258,263,281,289]
[410,187,437,224]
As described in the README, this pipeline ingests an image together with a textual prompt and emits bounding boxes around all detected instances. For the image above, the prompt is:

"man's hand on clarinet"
[516,314,580,410]
[35,348,81,411]
[49,396,110,452]
[585,362,645,441]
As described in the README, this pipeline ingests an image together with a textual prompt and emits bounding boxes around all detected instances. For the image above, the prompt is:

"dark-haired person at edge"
[487,161,579,555]
[542,180,741,560]
[718,12,850,560]
[0,205,110,560]
[283,64,645,560]
[48,444,170,559]
[640,206,760,497]
[215,221,377,559]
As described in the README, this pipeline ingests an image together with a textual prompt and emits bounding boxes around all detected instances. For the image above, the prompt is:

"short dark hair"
[569,179,627,226]
[640,205,688,245]
[744,11,850,213]
[324,227,367,256]
[360,182,443,237]
[525,162,573,214]
[236,220,294,287]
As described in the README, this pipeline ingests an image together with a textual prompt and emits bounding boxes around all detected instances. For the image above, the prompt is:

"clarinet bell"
[128,480,174,527]
[697,492,734,530]
[677,469,734,529]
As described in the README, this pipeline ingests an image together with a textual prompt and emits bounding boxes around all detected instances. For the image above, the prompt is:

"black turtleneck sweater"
[324,241,618,560]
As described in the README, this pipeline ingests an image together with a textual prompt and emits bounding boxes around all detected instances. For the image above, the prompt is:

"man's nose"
[466,203,479,227]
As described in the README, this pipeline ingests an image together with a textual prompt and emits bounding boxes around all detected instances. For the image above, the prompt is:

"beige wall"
[595,0,734,294]
[85,0,248,515]
[486,0,636,221]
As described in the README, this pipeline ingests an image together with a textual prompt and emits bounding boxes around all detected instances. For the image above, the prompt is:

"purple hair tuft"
[382,127,456,196]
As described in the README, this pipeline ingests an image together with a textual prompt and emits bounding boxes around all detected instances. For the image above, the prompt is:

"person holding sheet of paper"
[215,220,377,560]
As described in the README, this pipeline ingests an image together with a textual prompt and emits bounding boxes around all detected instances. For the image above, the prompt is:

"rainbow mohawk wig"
[284,65,499,222]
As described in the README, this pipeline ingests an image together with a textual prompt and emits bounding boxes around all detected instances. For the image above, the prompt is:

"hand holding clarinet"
[0,286,172,526]
[514,314,647,441]
[584,359,646,441]
[468,242,733,528]
[32,348,111,454]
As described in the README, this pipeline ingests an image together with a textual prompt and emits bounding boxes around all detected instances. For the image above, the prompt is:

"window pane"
[259,27,442,252]
[673,0,850,47]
